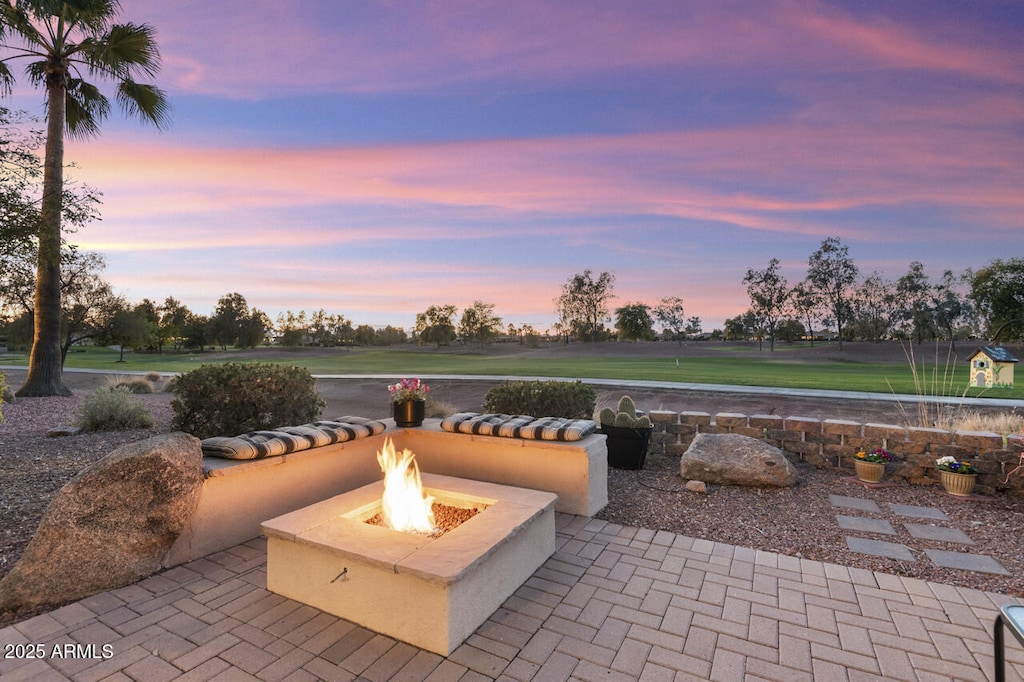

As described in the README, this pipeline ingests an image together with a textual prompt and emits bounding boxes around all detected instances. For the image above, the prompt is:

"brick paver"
[3,516,1023,681]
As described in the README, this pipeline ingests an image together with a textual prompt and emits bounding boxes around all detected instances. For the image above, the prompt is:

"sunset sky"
[7,0,1023,333]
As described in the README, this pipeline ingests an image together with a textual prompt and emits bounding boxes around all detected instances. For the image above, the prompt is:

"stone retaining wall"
[647,410,1024,495]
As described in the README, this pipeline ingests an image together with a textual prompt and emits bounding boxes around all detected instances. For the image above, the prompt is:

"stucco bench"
[164,419,608,568]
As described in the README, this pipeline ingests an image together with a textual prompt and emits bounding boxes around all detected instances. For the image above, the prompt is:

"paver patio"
[2,513,1023,681]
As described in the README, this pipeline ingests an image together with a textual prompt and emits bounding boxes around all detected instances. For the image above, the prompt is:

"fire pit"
[261,442,557,655]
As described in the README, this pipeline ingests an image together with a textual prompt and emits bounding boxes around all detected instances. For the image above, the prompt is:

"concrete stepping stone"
[889,503,949,521]
[903,523,974,545]
[846,537,915,561]
[828,495,881,513]
[924,549,1009,575]
[836,515,896,535]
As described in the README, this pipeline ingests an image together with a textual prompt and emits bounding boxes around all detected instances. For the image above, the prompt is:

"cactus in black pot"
[599,396,653,470]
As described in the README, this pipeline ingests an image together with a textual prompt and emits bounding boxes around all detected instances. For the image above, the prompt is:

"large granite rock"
[0,432,204,611]
[680,433,797,487]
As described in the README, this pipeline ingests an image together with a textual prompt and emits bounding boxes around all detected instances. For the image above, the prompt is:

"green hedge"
[171,362,325,439]
[483,380,595,419]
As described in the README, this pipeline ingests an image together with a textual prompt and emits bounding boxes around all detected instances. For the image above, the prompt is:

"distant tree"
[415,304,457,346]
[56,250,122,362]
[896,261,934,344]
[276,310,307,347]
[237,309,270,349]
[724,313,756,341]
[807,237,858,349]
[851,273,899,343]
[789,280,821,345]
[353,324,376,346]
[181,313,211,350]
[969,258,1024,342]
[685,316,703,339]
[556,270,615,342]
[210,293,270,349]
[614,303,655,342]
[131,298,164,352]
[931,270,973,347]
[776,319,806,343]
[159,297,191,351]
[0,246,119,364]
[103,300,153,362]
[743,258,790,351]
[458,300,502,343]
[0,1,170,396]
[376,325,407,346]
[653,296,686,345]
[520,323,538,347]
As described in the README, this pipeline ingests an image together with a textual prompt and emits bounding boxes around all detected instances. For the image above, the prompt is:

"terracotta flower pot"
[940,470,976,496]
[854,459,885,483]
[393,399,426,427]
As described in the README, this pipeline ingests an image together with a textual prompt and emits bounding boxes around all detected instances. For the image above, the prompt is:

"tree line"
[737,237,1024,350]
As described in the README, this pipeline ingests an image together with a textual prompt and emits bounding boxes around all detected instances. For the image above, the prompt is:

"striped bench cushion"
[202,416,387,460]
[440,413,597,441]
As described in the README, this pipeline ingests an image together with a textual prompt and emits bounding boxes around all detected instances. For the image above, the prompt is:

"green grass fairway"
[6,343,1021,400]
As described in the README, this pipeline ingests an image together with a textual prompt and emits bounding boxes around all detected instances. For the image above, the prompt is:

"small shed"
[968,346,1018,388]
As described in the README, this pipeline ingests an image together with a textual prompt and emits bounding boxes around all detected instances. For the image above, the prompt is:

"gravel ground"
[2,375,1023,628]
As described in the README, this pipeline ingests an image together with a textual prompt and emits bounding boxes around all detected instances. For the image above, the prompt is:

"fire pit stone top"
[262,473,557,585]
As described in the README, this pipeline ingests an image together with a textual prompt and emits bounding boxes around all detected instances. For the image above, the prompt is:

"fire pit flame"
[377,438,437,534]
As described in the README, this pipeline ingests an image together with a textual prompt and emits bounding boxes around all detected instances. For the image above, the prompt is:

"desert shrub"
[425,397,459,419]
[145,372,163,383]
[484,380,596,419]
[76,386,154,432]
[171,362,325,439]
[0,371,6,423]
[104,375,154,394]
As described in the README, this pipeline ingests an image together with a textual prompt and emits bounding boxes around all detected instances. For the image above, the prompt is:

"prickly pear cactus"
[634,415,652,429]
[598,407,617,425]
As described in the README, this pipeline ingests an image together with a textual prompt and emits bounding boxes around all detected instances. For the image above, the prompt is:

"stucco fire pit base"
[262,473,557,656]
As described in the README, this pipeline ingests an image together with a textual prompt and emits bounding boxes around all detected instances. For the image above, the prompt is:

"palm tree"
[0,0,169,396]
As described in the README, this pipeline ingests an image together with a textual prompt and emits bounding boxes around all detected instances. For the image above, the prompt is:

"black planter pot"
[393,399,426,427]
[601,424,653,470]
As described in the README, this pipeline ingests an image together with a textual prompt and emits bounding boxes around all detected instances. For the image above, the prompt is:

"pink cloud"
[124,1,1022,99]
[71,103,1023,256]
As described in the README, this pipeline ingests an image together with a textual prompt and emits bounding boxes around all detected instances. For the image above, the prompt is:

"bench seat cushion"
[441,412,597,441]
[202,416,386,459]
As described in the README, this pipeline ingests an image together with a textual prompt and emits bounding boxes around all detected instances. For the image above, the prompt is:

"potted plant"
[599,396,653,470]
[935,455,977,496]
[853,448,891,482]
[388,378,430,427]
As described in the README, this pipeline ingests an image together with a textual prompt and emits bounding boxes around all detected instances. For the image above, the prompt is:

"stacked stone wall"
[647,410,1024,495]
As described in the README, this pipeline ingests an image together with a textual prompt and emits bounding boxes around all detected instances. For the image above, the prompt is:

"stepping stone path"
[828,494,1010,576]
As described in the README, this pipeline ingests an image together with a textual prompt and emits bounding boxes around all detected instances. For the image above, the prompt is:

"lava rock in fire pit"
[0,432,204,611]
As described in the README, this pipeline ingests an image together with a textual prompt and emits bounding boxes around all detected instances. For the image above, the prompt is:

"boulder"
[0,432,204,611]
[680,433,797,487]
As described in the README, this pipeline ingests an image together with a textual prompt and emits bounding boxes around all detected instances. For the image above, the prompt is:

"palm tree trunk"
[16,81,70,397]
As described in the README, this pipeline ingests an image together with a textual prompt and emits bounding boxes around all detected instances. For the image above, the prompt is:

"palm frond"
[24,60,48,88]
[81,22,161,80]
[64,78,109,138]
[116,79,169,129]
[0,62,14,96]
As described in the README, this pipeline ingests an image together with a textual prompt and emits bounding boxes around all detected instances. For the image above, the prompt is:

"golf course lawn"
[5,341,1021,400]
